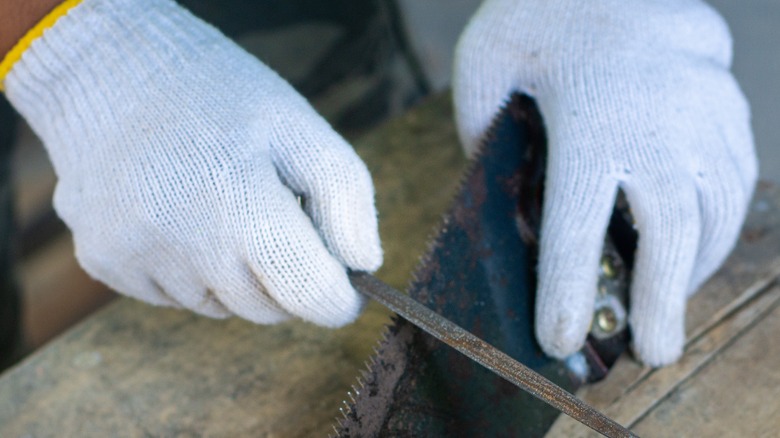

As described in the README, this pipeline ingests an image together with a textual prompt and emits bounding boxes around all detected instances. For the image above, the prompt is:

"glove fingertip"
[627,299,687,368]
[535,263,601,360]
[335,227,384,273]
[631,329,684,368]
[310,187,384,273]
[309,281,367,328]
[535,308,589,360]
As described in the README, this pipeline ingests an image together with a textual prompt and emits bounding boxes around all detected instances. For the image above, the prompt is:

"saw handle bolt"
[600,255,619,279]
[590,294,628,340]
[595,307,618,334]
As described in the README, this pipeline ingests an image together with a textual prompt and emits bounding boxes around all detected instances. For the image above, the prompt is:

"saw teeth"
[328,96,516,435]
[398,98,525,306]
[330,94,551,436]
[394,98,520,305]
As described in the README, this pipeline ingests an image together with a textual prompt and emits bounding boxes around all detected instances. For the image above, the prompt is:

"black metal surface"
[350,272,637,438]
[0,97,22,371]
[335,95,636,437]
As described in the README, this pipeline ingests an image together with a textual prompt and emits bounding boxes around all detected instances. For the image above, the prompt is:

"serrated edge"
[329,95,523,436]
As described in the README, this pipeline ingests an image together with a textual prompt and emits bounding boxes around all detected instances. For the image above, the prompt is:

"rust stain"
[742,227,768,243]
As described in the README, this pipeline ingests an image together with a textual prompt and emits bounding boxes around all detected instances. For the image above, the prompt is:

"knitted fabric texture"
[454,0,756,366]
[0,0,83,91]
[4,0,382,327]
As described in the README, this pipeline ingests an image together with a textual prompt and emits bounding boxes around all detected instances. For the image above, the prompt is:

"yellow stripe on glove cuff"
[0,0,83,92]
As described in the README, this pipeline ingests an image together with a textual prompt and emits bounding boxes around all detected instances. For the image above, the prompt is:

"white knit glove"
[454,0,757,366]
[3,0,382,327]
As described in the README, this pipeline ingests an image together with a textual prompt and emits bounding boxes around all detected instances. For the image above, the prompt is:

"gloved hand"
[2,0,382,327]
[454,0,756,366]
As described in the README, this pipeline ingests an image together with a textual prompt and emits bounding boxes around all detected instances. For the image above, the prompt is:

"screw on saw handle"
[349,271,639,438]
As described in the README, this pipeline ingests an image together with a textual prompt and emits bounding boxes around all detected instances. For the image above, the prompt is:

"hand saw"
[331,94,638,437]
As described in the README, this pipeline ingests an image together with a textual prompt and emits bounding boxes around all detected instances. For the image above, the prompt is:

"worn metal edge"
[328,95,522,437]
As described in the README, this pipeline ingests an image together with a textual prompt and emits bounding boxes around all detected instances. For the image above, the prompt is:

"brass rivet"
[595,307,618,333]
[600,255,618,279]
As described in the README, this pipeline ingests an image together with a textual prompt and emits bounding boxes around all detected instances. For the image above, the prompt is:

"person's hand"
[2,0,382,326]
[454,0,756,366]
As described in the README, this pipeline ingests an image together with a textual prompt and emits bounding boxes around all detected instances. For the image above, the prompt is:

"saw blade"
[347,271,637,438]
[332,94,637,437]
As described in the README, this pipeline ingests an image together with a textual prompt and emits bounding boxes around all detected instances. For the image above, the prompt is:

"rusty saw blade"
[348,272,636,438]
[332,94,638,437]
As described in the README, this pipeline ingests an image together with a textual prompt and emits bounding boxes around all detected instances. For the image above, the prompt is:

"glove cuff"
[0,0,83,92]
[3,0,234,148]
